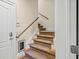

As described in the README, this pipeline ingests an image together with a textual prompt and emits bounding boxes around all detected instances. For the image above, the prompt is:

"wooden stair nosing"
[33,39,52,45]
[39,27,45,29]
[39,28,46,30]
[38,23,40,24]
[37,35,53,39]
[37,38,53,41]
[39,31,55,35]
[38,35,53,37]
[40,31,54,33]
[38,25,43,27]
[29,43,55,56]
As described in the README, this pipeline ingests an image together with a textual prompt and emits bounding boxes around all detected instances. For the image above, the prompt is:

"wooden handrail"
[39,13,48,20]
[16,17,39,38]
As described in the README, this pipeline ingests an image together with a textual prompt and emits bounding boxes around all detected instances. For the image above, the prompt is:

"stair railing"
[16,17,39,38]
[38,13,48,20]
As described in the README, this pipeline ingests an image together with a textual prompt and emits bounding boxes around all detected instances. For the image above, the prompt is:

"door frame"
[55,0,78,59]
[66,0,78,59]
[76,0,78,59]
[65,0,78,59]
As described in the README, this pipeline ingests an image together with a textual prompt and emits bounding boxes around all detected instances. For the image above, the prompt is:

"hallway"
[16,0,55,59]
[0,0,77,59]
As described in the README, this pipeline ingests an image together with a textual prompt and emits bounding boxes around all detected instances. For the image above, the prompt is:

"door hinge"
[71,45,78,55]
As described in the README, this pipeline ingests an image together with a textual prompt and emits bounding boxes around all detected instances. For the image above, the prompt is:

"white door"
[0,1,16,59]
[2,0,16,4]
[6,0,16,4]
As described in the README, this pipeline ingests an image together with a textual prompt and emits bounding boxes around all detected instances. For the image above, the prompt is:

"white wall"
[55,0,69,59]
[16,0,38,35]
[38,0,55,32]
[16,0,38,52]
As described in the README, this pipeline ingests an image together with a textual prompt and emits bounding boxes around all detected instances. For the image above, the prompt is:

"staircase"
[24,23,55,59]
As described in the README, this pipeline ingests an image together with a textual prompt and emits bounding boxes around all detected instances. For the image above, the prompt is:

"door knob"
[9,32,13,37]
[9,32,13,40]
